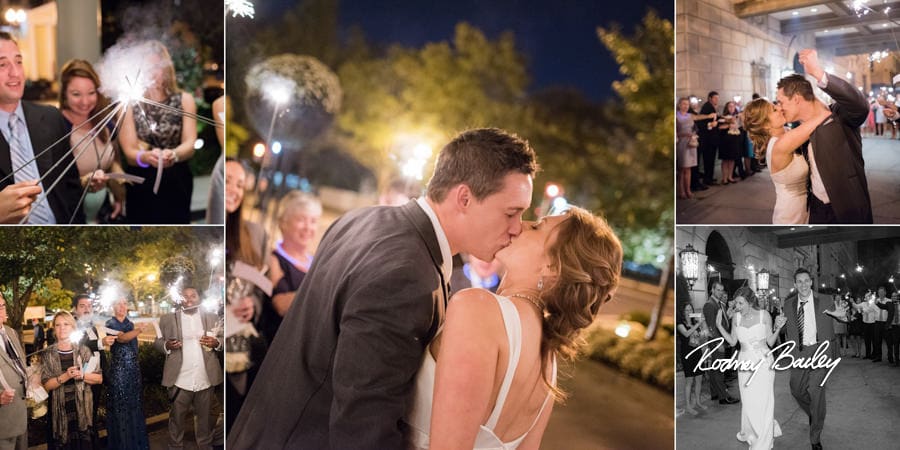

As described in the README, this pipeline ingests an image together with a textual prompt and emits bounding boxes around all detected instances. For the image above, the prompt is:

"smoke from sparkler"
[96,41,163,104]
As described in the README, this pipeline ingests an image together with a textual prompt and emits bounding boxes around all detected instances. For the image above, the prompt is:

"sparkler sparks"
[226,0,255,18]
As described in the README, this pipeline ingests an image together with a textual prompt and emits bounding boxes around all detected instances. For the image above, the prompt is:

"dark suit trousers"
[789,348,829,445]
[707,350,730,399]
[873,323,885,359]
[169,386,214,450]
[699,137,718,184]
[889,326,900,362]
[863,322,875,357]
[809,195,838,224]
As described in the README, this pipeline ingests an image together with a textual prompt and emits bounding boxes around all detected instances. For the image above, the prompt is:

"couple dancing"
[743,49,872,224]
[711,269,841,450]
[227,128,624,449]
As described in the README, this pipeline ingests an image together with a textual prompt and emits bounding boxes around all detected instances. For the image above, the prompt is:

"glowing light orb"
[252,143,266,158]
[194,139,204,150]
[615,322,631,338]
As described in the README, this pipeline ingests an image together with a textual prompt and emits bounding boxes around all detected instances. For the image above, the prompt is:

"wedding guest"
[58,59,126,223]
[676,97,698,199]
[857,292,879,359]
[830,294,849,356]
[224,158,267,431]
[848,296,864,357]
[40,311,102,450]
[874,287,896,364]
[155,286,223,450]
[449,254,503,296]
[102,298,149,450]
[71,294,105,448]
[717,101,742,184]
[697,91,720,185]
[703,280,739,404]
[676,274,707,416]
[118,40,197,224]
[32,318,45,352]
[264,191,322,343]
[872,286,889,362]
[206,96,225,224]
[0,32,84,224]
[0,293,28,450]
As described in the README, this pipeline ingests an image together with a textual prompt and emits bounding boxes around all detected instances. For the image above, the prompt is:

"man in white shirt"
[155,286,222,450]
[781,268,837,450]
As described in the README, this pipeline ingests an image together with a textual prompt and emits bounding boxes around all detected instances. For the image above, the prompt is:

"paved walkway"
[677,136,900,224]
[544,359,674,449]
[675,354,899,449]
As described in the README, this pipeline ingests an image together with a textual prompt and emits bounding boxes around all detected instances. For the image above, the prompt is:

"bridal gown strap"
[404,294,556,450]
[734,311,782,450]
[766,137,809,224]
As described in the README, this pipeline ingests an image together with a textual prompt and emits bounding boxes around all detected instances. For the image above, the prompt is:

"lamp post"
[679,244,699,289]
[756,268,770,310]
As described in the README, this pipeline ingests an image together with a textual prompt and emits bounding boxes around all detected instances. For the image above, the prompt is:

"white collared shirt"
[173,312,211,392]
[415,197,453,282]
[799,293,817,346]
[808,72,831,204]
[876,297,889,322]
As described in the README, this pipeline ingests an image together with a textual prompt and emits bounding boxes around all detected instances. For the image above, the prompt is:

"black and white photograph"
[676,226,899,449]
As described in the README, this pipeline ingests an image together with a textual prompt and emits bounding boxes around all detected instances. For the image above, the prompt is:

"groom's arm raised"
[799,49,868,127]
[329,257,439,449]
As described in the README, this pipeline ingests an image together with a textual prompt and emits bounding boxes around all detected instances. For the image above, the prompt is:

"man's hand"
[165,339,182,351]
[200,335,219,349]
[799,49,825,81]
[0,181,42,223]
[0,388,14,405]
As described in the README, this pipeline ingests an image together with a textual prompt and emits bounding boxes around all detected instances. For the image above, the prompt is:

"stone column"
[55,0,101,73]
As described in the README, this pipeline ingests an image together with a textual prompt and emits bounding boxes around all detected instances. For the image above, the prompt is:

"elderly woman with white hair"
[261,191,323,343]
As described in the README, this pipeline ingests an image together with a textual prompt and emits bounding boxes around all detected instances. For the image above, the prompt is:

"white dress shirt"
[799,293,817,346]
[173,312,211,392]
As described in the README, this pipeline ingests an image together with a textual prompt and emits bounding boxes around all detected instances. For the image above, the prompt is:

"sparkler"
[226,0,255,18]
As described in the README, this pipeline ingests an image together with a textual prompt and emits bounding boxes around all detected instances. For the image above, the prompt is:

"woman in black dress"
[677,287,708,415]
[118,40,197,224]
[41,311,102,450]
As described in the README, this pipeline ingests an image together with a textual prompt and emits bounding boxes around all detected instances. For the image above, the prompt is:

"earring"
[538,275,544,291]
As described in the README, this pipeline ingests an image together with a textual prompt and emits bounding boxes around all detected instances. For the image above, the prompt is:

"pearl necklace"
[507,292,544,312]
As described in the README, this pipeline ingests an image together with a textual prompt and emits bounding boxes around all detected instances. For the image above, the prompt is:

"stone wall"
[677,0,863,105]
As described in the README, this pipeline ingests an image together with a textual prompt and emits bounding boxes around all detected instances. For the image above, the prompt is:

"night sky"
[253,0,673,102]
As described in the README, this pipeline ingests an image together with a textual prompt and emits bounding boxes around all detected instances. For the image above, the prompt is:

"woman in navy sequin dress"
[103,298,150,450]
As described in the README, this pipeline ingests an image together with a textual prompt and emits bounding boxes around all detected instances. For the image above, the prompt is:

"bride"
[404,207,622,449]
[715,287,784,449]
[743,98,832,224]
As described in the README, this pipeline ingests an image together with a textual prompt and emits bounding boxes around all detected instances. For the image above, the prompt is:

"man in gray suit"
[780,268,839,450]
[228,128,538,449]
[155,286,223,450]
[0,293,27,450]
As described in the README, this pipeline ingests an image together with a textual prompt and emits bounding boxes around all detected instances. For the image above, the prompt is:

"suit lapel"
[22,102,57,179]
[400,200,450,310]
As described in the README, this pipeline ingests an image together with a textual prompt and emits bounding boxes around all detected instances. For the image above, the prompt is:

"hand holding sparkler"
[165,339,183,351]
[84,169,110,193]
[0,181,42,223]
[0,389,14,405]
[65,365,83,381]
[200,335,219,350]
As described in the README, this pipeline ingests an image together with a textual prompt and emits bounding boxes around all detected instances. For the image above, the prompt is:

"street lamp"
[757,268,770,291]
[679,244,700,289]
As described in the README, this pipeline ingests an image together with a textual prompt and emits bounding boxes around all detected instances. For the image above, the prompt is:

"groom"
[227,128,538,449]
[780,268,838,450]
[776,49,871,224]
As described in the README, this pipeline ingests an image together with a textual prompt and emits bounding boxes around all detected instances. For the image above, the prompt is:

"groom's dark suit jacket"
[806,74,871,223]
[782,292,838,359]
[228,200,450,450]
[0,101,85,224]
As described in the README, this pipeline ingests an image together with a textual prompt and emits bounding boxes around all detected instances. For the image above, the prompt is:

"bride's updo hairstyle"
[540,207,622,396]
[733,286,759,309]
[742,98,774,160]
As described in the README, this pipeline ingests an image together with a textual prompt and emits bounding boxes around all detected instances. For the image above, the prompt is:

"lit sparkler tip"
[226,0,255,18]
[261,74,296,106]
[69,329,86,345]
[201,297,220,313]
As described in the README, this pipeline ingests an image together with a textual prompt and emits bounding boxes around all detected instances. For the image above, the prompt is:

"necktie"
[798,299,807,347]
[2,331,25,378]
[8,114,56,224]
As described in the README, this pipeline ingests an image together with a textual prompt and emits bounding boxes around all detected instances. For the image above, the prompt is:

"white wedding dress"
[734,311,782,449]
[404,293,555,450]
[766,137,809,224]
